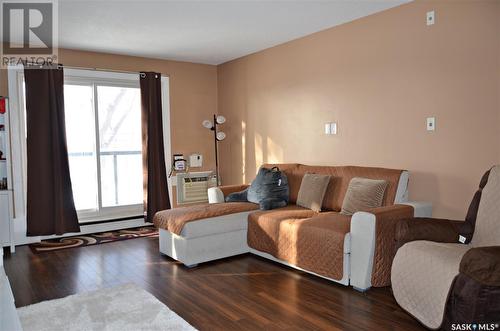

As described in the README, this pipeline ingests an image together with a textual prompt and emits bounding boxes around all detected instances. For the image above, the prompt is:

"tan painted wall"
[217,0,500,218]
[1,1,499,217]
[0,48,218,206]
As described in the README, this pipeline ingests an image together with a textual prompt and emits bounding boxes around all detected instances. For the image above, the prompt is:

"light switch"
[426,10,435,26]
[330,122,337,135]
[324,122,337,135]
[325,123,331,135]
[427,117,436,131]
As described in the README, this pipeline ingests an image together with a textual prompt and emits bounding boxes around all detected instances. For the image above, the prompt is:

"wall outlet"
[427,117,436,131]
[426,10,435,26]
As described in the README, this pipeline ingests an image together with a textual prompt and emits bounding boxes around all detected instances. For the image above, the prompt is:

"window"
[64,83,98,211]
[63,72,143,222]
[96,85,142,208]
[8,67,171,229]
[13,69,164,223]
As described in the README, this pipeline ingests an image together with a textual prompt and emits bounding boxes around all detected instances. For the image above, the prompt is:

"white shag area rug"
[17,283,197,331]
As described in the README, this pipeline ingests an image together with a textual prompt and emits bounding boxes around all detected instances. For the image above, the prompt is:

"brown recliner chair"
[391,166,500,330]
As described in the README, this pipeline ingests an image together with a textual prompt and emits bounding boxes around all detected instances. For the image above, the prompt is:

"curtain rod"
[63,65,168,77]
[21,63,168,77]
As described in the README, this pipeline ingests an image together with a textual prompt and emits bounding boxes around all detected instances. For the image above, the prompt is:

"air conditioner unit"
[176,171,216,204]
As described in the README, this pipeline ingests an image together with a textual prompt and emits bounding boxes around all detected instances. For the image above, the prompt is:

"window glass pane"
[97,86,142,207]
[100,154,116,207]
[64,84,98,211]
[98,86,141,152]
[99,153,142,207]
[117,154,143,205]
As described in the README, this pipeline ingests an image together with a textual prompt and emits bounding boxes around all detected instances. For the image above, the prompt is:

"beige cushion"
[296,173,331,212]
[340,177,388,215]
[391,241,470,329]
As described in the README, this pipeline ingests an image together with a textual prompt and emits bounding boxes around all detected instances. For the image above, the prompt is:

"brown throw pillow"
[340,177,388,215]
[296,173,331,212]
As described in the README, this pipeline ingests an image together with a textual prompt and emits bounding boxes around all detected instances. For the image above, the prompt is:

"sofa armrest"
[350,204,414,291]
[207,184,249,204]
[219,184,249,196]
[400,201,432,217]
[207,187,224,203]
[395,218,464,249]
[460,246,500,286]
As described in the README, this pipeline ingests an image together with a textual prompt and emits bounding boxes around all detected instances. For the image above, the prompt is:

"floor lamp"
[202,114,226,185]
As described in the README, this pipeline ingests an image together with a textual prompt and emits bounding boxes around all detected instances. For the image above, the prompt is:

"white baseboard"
[10,218,151,246]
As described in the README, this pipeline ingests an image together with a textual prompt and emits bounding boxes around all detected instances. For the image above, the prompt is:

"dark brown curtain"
[140,72,170,222]
[24,64,80,236]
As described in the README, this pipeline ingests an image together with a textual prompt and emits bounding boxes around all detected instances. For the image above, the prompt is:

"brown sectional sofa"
[154,163,432,291]
[247,207,350,281]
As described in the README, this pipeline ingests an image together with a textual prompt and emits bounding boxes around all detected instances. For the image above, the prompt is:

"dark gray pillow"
[226,166,289,210]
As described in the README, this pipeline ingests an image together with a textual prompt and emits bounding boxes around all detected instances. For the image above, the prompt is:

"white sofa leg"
[349,212,376,291]
[352,286,369,293]
[184,263,198,268]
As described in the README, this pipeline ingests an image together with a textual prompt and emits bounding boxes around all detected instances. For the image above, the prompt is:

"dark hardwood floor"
[3,236,424,331]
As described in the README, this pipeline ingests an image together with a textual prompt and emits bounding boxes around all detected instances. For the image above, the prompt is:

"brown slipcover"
[248,207,349,280]
[219,184,250,197]
[395,218,463,250]
[442,273,500,330]
[248,204,413,284]
[154,164,410,286]
[263,163,403,211]
[395,169,491,250]
[156,164,406,238]
[370,204,414,287]
[461,169,491,243]
[442,247,500,329]
[459,246,500,286]
[393,168,500,329]
[154,202,259,235]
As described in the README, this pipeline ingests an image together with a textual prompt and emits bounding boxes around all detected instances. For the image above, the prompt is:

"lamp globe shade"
[216,115,226,124]
[202,120,213,129]
[216,131,226,141]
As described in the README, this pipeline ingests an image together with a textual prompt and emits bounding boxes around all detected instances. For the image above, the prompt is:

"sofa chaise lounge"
[154,164,431,291]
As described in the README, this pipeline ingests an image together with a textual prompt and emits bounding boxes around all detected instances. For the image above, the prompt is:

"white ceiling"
[57,0,410,65]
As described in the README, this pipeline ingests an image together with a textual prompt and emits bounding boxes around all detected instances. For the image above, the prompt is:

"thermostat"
[189,154,203,167]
